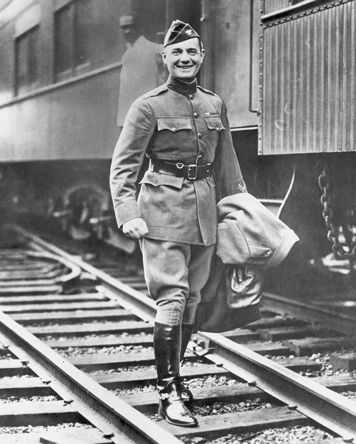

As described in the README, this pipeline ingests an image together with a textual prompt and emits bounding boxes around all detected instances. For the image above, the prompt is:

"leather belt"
[149,159,213,181]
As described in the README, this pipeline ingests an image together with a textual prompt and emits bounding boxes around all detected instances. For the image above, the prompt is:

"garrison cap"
[163,20,200,47]
[120,15,135,27]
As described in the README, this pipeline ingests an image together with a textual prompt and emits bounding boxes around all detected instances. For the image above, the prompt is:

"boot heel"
[158,380,198,427]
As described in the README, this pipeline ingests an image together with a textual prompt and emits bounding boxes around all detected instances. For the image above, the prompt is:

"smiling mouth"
[177,66,194,69]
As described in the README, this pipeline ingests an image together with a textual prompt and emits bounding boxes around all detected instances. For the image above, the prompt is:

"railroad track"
[0,224,355,443]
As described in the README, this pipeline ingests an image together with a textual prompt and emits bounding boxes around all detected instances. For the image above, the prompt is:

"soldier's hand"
[122,218,148,239]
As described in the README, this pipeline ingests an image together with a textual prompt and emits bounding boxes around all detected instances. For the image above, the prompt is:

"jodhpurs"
[140,238,215,326]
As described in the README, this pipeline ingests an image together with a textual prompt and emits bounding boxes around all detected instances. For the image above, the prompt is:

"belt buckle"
[187,164,198,180]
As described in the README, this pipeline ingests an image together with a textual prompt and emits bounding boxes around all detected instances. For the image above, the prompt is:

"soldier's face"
[121,24,137,44]
[162,38,204,81]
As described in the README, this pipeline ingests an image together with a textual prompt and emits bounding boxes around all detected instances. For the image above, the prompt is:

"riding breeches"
[140,238,215,326]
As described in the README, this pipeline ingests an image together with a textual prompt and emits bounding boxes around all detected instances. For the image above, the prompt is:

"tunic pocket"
[138,171,185,229]
[157,117,192,132]
[204,116,225,132]
[139,170,184,189]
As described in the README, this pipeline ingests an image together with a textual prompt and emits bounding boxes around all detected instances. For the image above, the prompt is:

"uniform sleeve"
[110,99,156,227]
[214,100,247,199]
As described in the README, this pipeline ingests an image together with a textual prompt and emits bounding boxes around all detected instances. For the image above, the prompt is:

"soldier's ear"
[201,49,205,64]
[161,50,167,65]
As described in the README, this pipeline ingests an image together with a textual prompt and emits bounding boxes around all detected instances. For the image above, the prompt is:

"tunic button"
[189,94,194,100]
[216,127,220,131]
[172,127,177,132]
[198,154,202,158]
[198,133,202,139]
[194,112,198,118]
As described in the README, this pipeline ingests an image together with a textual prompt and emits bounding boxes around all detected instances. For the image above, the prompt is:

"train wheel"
[62,186,108,242]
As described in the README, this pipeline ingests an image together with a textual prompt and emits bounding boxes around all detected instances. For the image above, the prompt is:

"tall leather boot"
[180,323,194,402]
[154,322,197,427]
[180,323,194,361]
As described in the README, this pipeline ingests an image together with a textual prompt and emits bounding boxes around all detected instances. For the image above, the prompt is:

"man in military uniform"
[116,14,166,127]
[110,20,246,427]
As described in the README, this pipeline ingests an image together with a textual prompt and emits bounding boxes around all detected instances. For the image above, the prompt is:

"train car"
[0,0,354,297]
[258,0,356,298]
[0,0,263,252]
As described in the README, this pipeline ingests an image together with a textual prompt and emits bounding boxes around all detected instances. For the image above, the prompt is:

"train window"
[75,0,92,67]
[15,26,40,95]
[54,3,73,77]
[54,0,93,81]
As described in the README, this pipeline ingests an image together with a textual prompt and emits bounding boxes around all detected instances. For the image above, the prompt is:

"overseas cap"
[163,20,200,47]
[120,15,135,27]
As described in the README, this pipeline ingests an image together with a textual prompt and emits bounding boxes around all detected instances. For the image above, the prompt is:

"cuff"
[114,200,141,227]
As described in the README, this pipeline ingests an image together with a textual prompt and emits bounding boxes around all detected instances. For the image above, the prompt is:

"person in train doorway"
[110,20,246,427]
[116,14,167,128]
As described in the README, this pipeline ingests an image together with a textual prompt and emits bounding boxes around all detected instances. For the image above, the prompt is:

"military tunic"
[110,76,246,246]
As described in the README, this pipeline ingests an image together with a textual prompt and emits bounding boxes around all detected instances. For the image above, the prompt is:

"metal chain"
[318,167,356,260]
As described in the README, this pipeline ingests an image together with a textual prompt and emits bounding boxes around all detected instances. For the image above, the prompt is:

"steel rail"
[12,225,356,440]
[197,332,356,442]
[27,250,82,284]
[262,291,356,336]
[13,225,156,324]
[0,312,182,444]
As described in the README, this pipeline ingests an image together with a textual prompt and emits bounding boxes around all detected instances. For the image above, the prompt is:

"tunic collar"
[167,76,197,95]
